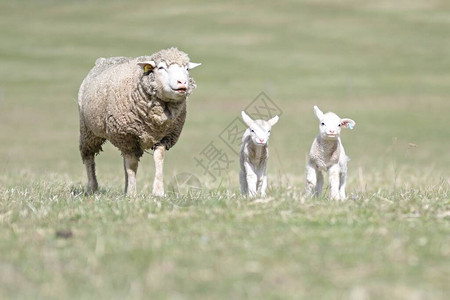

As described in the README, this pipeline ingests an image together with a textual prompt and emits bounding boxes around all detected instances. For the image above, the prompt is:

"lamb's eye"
[268,130,271,133]
[338,124,341,127]
[158,67,165,70]
[251,129,255,133]
[321,122,325,126]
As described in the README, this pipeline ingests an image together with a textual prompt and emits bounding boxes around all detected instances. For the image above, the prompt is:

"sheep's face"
[314,106,356,141]
[139,60,201,101]
[242,111,279,146]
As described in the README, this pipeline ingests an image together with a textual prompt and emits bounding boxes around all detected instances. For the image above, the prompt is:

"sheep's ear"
[188,62,201,70]
[341,118,356,130]
[137,61,156,73]
[313,105,323,120]
[268,115,279,127]
[241,111,254,127]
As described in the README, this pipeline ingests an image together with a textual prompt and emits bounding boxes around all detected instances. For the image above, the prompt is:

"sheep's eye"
[158,67,165,70]
[250,129,255,133]
[268,130,271,133]
[338,124,341,127]
[321,122,325,126]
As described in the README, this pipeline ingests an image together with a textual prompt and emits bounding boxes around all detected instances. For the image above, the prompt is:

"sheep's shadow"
[69,185,117,197]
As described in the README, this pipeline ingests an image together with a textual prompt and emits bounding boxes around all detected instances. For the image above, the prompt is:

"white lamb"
[239,111,279,198]
[306,106,356,200]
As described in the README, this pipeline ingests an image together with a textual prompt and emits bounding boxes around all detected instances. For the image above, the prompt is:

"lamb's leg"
[247,173,258,198]
[306,164,318,197]
[123,154,139,196]
[152,145,165,197]
[316,170,324,197]
[239,169,248,196]
[244,163,258,198]
[260,175,268,198]
[328,164,340,200]
[339,171,347,200]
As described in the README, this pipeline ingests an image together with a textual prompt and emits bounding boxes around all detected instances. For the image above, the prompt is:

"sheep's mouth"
[173,87,187,93]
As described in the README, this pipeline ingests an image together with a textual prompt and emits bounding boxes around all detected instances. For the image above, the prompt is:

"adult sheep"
[78,47,201,196]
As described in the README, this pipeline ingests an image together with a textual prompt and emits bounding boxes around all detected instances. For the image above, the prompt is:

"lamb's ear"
[268,115,279,127]
[341,118,356,130]
[137,61,156,73]
[241,111,254,127]
[188,62,201,70]
[313,105,323,120]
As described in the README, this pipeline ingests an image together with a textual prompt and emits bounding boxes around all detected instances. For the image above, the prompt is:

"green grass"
[0,0,449,299]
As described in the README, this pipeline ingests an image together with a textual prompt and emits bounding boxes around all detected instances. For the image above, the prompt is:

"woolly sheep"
[78,47,201,196]
[240,111,279,198]
[306,106,356,200]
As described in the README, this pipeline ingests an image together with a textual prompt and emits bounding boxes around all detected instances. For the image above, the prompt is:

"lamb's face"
[242,111,279,146]
[249,120,273,145]
[318,112,343,140]
[313,106,356,141]
[138,60,201,101]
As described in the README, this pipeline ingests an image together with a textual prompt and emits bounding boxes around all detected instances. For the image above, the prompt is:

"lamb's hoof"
[332,197,346,202]
[152,190,165,197]
[247,191,258,198]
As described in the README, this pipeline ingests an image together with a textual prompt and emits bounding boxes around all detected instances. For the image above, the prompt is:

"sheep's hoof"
[125,191,137,197]
[85,185,98,195]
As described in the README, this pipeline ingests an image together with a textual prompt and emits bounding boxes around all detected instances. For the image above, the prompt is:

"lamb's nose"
[259,138,264,143]
[329,130,335,134]
[177,80,187,85]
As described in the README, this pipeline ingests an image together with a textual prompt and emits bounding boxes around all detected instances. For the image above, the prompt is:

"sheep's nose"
[329,130,335,134]
[175,80,187,91]
[259,138,264,143]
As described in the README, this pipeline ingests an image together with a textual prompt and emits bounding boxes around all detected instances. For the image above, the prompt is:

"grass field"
[0,0,449,299]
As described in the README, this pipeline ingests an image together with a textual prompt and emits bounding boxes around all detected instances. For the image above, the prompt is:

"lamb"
[306,106,356,200]
[78,47,201,196]
[239,111,279,198]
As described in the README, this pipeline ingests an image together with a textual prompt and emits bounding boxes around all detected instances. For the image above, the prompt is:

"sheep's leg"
[83,155,98,194]
[328,164,340,200]
[306,164,318,197]
[339,171,347,200]
[239,170,248,196]
[152,145,165,197]
[79,121,105,194]
[123,154,139,196]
